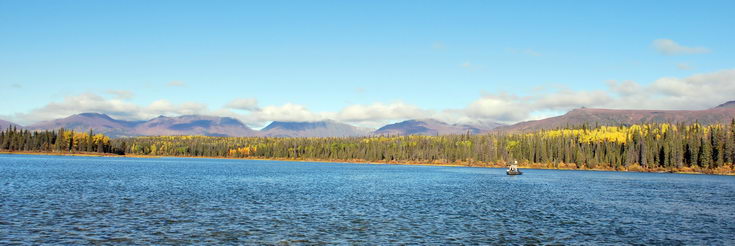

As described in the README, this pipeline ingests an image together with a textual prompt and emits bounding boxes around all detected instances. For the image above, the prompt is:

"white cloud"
[464,94,532,123]
[13,93,139,124]
[225,98,259,111]
[7,69,735,127]
[643,69,735,109]
[534,89,611,110]
[12,93,209,125]
[456,69,735,123]
[230,102,433,129]
[238,103,331,126]
[653,39,710,55]
[145,100,207,116]
[336,102,430,124]
[606,80,642,97]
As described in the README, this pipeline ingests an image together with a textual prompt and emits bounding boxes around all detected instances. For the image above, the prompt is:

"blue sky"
[1,1,734,128]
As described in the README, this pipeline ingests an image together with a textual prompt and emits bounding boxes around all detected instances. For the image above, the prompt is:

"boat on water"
[507,161,522,175]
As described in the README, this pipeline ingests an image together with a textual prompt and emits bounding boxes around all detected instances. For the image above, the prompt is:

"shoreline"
[1,150,733,176]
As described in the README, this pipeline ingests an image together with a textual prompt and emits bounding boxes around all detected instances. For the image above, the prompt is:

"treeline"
[0,127,115,153]
[113,121,735,171]
[506,122,735,170]
[3,122,735,172]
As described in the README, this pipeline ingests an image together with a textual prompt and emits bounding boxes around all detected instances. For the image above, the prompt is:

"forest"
[0,127,113,153]
[2,121,735,173]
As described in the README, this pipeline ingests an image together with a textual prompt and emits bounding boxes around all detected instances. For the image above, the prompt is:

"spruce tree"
[700,137,712,168]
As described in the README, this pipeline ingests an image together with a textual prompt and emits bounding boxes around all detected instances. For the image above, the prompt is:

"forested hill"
[3,121,734,174]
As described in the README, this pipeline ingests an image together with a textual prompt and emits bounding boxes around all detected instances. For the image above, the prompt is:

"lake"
[1,154,734,244]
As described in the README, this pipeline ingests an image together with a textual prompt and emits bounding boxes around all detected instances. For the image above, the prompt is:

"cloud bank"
[11,94,209,124]
[6,69,735,128]
[225,98,259,111]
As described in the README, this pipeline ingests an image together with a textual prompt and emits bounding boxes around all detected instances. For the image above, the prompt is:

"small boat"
[506,161,522,175]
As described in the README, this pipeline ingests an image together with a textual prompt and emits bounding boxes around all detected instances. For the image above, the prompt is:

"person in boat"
[507,160,522,175]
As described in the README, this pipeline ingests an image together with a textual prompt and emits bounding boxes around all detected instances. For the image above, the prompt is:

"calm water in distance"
[1,154,734,245]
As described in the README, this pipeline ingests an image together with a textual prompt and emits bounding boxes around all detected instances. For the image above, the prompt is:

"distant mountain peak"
[373,118,502,136]
[567,107,601,113]
[134,114,254,137]
[260,120,371,137]
[263,121,326,131]
[0,119,21,130]
[76,112,113,119]
[413,118,444,124]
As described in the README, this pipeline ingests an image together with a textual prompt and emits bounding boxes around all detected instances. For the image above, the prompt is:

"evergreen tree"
[700,137,712,168]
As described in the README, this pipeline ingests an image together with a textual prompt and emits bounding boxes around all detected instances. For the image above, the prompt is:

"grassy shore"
[2,150,734,175]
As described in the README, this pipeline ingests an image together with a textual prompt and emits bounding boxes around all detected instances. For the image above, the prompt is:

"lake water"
[1,154,734,245]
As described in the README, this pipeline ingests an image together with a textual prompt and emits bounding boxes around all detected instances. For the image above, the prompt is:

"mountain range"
[2,101,734,137]
[1,113,499,138]
[19,113,258,137]
[495,101,735,132]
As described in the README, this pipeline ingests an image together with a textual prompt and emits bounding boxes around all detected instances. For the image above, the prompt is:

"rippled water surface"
[1,154,735,244]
